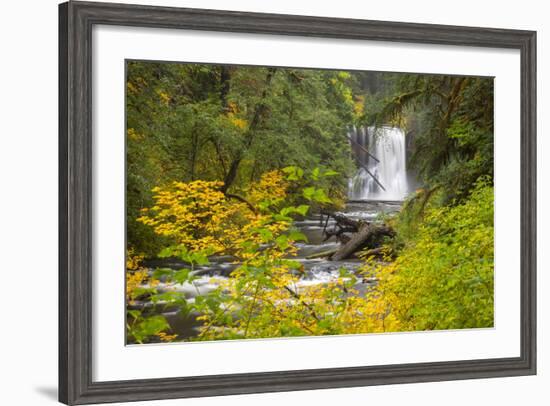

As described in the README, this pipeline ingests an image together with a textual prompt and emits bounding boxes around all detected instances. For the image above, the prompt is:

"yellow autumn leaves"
[225,101,248,131]
[130,169,493,343]
[358,180,494,333]
[131,169,403,341]
[137,171,290,256]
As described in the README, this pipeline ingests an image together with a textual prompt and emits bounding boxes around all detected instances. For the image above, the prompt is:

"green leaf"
[338,267,351,278]
[296,205,309,216]
[287,229,307,242]
[280,207,293,216]
[273,213,293,222]
[127,310,141,320]
[275,235,289,250]
[282,166,295,174]
[205,296,221,312]
[138,315,170,336]
[312,167,320,180]
[173,268,193,284]
[322,169,339,177]
[191,252,210,266]
[153,268,174,280]
[303,187,316,200]
[313,189,332,203]
[151,291,185,304]
[194,296,205,307]
[282,166,303,181]
[131,287,155,299]
[258,201,271,211]
[257,228,274,242]
[282,259,303,270]
[158,247,173,258]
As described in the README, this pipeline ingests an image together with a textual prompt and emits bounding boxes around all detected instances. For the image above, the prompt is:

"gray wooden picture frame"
[59,1,537,404]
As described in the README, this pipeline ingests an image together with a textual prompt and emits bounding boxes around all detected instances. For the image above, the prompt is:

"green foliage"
[126,63,360,255]
[362,73,493,203]
[126,247,212,344]
[367,178,494,331]
[127,314,171,344]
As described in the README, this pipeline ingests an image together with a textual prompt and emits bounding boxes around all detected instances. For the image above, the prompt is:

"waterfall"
[348,126,409,201]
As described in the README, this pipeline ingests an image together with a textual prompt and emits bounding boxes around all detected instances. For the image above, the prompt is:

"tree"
[367,73,494,203]
[126,62,361,254]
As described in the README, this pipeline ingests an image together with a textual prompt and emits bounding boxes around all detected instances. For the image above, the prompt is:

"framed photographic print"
[59,1,536,404]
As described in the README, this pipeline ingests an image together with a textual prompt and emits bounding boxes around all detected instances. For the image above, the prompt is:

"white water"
[348,126,409,201]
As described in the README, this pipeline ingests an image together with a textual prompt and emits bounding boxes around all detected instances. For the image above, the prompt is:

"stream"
[131,125,410,341]
[135,201,402,340]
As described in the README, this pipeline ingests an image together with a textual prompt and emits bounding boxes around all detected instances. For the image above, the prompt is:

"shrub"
[364,178,494,331]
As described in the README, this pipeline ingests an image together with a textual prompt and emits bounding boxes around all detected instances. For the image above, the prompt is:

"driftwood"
[306,248,338,260]
[320,210,395,261]
[324,211,361,229]
[331,223,394,261]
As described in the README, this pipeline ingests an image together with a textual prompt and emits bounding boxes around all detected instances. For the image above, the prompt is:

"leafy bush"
[364,178,494,331]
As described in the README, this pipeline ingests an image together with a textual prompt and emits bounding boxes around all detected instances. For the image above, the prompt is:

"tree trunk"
[219,66,232,111]
[221,68,276,193]
[320,210,360,229]
[331,224,371,261]
[306,248,339,260]
[331,223,394,261]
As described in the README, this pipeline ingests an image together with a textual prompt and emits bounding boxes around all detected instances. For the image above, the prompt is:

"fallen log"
[305,248,339,260]
[320,210,360,229]
[323,225,355,243]
[318,210,395,260]
[331,223,394,261]
[320,210,359,243]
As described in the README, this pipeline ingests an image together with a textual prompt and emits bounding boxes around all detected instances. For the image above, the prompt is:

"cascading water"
[348,126,409,201]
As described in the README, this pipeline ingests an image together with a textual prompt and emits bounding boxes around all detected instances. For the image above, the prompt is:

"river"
[134,200,402,341]
[131,125,410,341]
